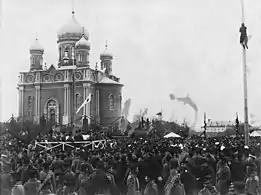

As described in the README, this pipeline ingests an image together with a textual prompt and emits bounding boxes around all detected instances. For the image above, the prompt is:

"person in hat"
[20,156,32,184]
[164,158,185,195]
[0,161,12,195]
[126,163,140,195]
[77,163,92,195]
[180,162,196,195]
[245,163,259,195]
[197,157,215,191]
[143,173,158,195]
[24,166,41,195]
[62,161,77,195]
[198,174,219,195]
[216,157,231,195]
[11,171,25,195]
[230,153,246,194]
[39,162,56,195]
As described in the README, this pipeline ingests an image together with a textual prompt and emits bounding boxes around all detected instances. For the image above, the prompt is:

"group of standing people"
[0,131,261,195]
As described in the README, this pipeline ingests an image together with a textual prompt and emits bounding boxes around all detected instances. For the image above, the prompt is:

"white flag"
[76,93,91,114]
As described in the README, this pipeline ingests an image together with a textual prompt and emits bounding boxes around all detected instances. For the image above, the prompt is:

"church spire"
[82,27,85,36]
[72,0,75,15]
[105,40,108,49]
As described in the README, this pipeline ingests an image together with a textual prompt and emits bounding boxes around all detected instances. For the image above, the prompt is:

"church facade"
[17,11,123,127]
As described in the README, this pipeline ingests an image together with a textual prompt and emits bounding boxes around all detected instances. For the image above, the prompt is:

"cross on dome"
[30,37,44,52]
[72,0,75,15]
[57,1,89,42]
[82,27,85,36]
[75,26,90,48]
[100,40,113,58]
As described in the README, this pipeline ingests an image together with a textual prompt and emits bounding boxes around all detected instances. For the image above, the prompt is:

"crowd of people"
[0,129,261,195]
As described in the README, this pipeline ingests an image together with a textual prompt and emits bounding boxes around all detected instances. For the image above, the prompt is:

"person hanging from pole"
[235,113,239,137]
[203,112,207,137]
[239,23,248,49]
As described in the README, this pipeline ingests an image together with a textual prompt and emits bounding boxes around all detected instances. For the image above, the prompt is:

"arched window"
[28,96,33,113]
[64,50,69,57]
[40,57,43,65]
[47,100,57,124]
[32,56,36,64]
[71,46,75,59]
[78,53,82,62]
[119,95,122,110]
[47,100,56,108]
[109,94,115,110]
[64,44,71,57]
[75,93,81,109]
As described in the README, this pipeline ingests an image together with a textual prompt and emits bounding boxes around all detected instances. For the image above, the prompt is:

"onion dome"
[75,30,90,49]
[29,38,44,52]
[57,11,89,42]
[100,43,113,59]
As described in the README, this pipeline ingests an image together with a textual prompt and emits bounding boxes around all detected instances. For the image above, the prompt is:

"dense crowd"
[0,130,261,195]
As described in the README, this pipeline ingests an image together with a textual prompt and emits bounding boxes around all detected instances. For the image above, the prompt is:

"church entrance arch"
[44,98,60,125]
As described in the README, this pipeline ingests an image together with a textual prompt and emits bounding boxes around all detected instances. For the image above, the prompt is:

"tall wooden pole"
[71,46,76,136]
[240,0,249,146]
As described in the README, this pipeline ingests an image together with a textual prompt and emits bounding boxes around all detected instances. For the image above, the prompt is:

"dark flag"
[156,112,162,116]
[239,23,248,49]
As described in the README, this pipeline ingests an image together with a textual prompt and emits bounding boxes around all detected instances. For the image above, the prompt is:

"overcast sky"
[1,0,261,129]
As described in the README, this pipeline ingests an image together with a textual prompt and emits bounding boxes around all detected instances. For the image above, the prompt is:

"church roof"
[30,38,44,52]
[57,12,89,41]
[98,77,122,85]
[100,44,113,58]
[75,35,90,48]
[57,65,77,70]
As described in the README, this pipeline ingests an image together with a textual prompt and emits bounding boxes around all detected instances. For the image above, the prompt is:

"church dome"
[75,35,90,49]
[100,44,113,58]
[57,12,89,42]
[29,38,44,52]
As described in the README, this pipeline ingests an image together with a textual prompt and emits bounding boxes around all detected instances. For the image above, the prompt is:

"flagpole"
[240,0,249,146]
[71,46,76,136]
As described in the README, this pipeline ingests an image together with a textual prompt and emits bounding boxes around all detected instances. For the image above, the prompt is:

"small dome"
[57,12,89,42]
[100,44,113,58]
[75,35,90,49]
[30,38,44,52]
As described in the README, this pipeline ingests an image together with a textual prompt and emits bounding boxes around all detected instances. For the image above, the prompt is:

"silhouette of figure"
[10,114,16,124]
[141,117,145,128]
[146,118,150,129]
[239,23,248,49]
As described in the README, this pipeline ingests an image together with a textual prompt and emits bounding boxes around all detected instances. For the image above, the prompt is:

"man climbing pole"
[239,23,248,49]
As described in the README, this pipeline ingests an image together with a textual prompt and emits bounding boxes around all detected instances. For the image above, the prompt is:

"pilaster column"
[18,88,21,116]
[19,86,24,117]
[67,87,71,122]
[96,89,100,123]
[34,85,41,123]
[63,84,70,125]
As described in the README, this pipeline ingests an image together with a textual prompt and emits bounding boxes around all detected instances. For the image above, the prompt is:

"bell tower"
[75,27,91,67]
[29,38,44,71]
[100,42,113,75]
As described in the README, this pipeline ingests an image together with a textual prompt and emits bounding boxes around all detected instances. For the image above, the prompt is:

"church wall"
[89,86,96,124]
[98,85,122,125]
[39,86,64,124]
[23,87,35,121]
[74,86,84,119]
